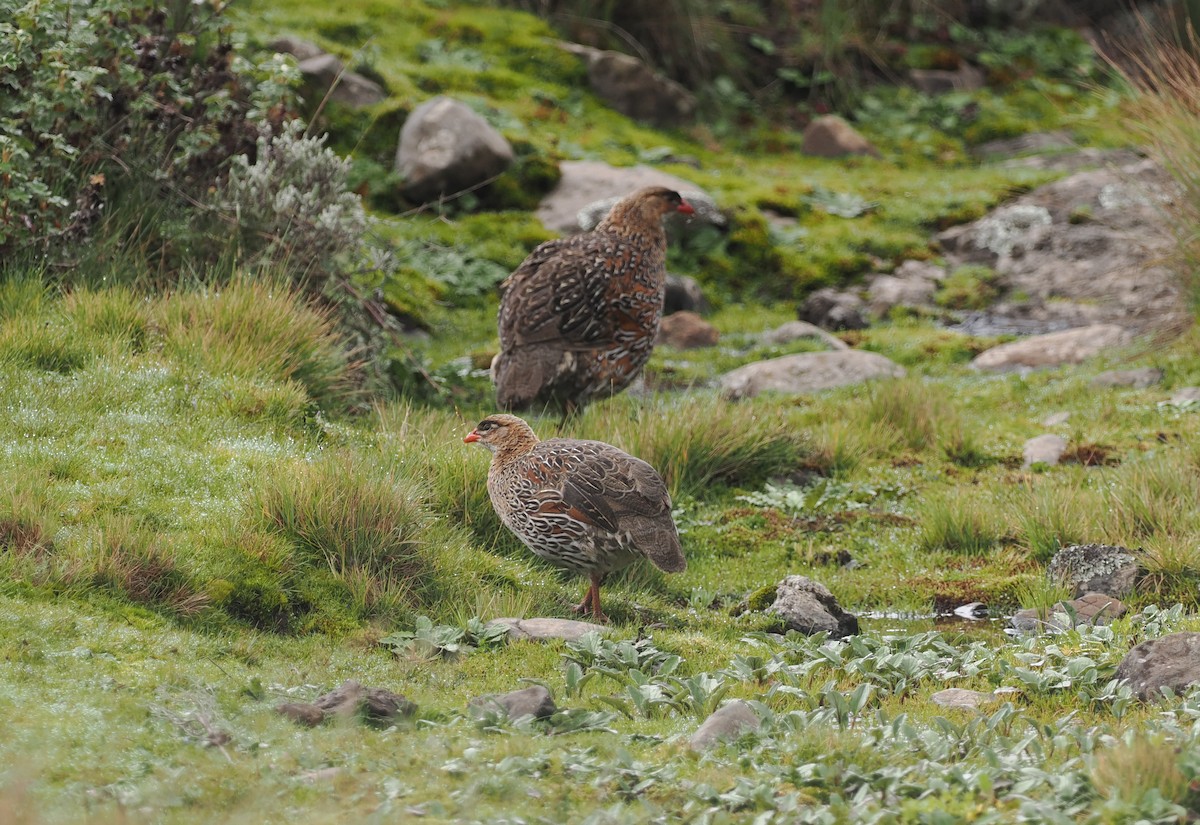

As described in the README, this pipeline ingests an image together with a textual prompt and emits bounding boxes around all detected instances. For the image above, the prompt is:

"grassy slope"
[2,0,1200,821]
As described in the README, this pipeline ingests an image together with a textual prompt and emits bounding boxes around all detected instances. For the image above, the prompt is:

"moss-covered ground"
[2,0,1200,822]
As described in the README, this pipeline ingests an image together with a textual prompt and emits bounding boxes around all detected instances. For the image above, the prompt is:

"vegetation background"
[1,0,1199,821]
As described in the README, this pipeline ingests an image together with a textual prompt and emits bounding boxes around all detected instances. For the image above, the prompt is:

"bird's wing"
[556,442,671,526]
[499,233,636,350]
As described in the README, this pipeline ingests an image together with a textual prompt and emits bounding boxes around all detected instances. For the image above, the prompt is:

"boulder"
[801,116,880,158]
[867,274,937,317]
[1047,544,1139,599]
[971,324,1133,372]
[487,617,608,642]
[1010,592,1125,635]
[469,685,557,722]
[718,351,904,400]
[689,700,760,751]
[759,320,849,351]
[664,274,706,315]
[297,54,386,108]
[939,159,1186,336]
[396,96,514,203]
[657,311,718,349]
[767,575,859,639]
[798,287,868,331]
[535,161,703,234]
[1022,434,1067,468]
[269,36,324,61]
[1091,367,1163,389]
[557,42,696,127]
[1115,632,1200,702]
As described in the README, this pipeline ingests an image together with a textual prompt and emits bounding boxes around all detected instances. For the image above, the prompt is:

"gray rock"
[689,700,760,751]
[664,274,706,315]
[767,575,859,639]
[801,116,880,159]
[893,259,947,282]
[973,130,1075,160]
[487,617,608,642]
[1041,411,1071,427]
[718,351,905,400]
[657,311,718,349]
[759,320,849,351]
[1115,632,1200,702]
[1169,386,1200,404]
[311,680,416,724]
[535,161,703,234]
[1048,544,1140,598]
[469,685,557,722]
[931,688,999,710]
[798,288,868,331]
[396,96,514,203]
[297,54,386,108]
[276,702,326,727]
[557,42,696,127]
[269,36,325,61]
[909,65,984,95]
[867,275,937,317]
[1091,367,1163,388]
[1010,592,1126,635]
[971,324,1134,372]
[1022,434,1067,468]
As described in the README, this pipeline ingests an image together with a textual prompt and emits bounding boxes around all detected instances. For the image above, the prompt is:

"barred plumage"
[492,186,694,415]
[464,414,686,622]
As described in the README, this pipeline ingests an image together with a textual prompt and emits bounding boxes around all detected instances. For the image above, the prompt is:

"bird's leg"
[572,573,609,623]
[572,581,593,615]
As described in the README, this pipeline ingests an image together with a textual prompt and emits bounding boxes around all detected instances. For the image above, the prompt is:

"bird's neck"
[491,433,539,465]
[598,204,666,246]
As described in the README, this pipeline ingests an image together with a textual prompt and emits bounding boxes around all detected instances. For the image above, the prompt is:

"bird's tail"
[492,346,561,411]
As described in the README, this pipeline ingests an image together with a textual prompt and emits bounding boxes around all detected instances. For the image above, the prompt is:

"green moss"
[744,583,778,613]
[936,264,1002,310]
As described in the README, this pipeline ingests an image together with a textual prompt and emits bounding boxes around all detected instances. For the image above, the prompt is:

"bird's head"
[463,413,539,454]
[600,186,695,232]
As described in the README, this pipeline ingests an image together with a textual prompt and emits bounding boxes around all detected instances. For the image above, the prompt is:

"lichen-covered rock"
[689,700,760,750]
[767,575,859,638]
[971,324,1133,372]
[1115,632,1200,702]
[487,617,608,642]
[557,42,696,127]
[931,688,999,710]
[1047,544,1140,598]
[759,320,849,351]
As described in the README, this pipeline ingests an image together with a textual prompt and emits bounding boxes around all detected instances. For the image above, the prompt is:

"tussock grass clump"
[0,316,98,373]
[569,396,813,499]
[254,451,430,618]
[1090,734,1197,809]
[84,515,206,616]
[917,491,1006,554]
[154,279,358,412]
[62,286,150,352]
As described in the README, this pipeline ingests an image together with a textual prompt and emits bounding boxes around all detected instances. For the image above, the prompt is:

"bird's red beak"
[464,430,481,443]
[676,199,695,215]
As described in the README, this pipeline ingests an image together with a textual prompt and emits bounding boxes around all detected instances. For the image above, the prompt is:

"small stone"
[269,36,325,61]
[759,320,849,350]
[487,617,608,642]
[1023,434,1067,468]
[801,116,880,159]
[469,685,558,722]
[931,688,998,710]
[1011,592,1125,635]
[1090,368,1163,389]
[310,680,416,725]
[1041,411,1071,427]
[657,311,719,349]
[798,287,868,331]
[1169,386,1200,404]
[767,575,859,639]
[277,702,326,727]
[689,700,760,751]
[664,274,707,315]
[1115,631,1200,702]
